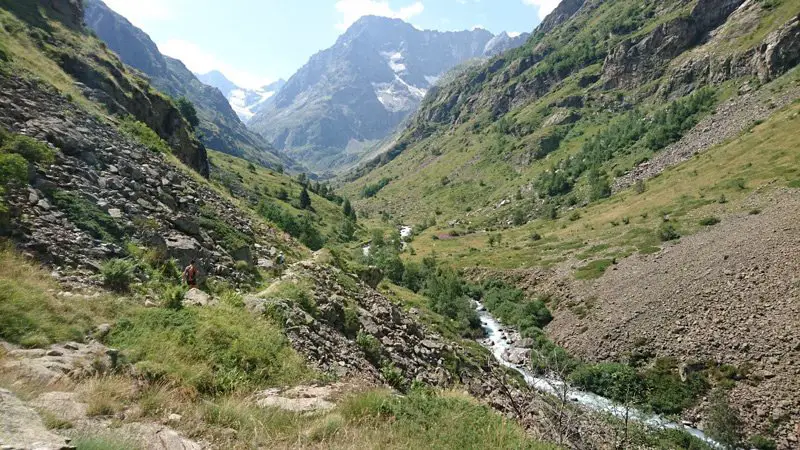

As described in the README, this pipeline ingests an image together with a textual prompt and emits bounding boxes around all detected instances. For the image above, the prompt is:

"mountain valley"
[0,0,799,449]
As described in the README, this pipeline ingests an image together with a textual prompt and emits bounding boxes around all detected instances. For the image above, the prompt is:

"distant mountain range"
[83,0,299,171]
[247,16,530,173]
[196,72,286,123]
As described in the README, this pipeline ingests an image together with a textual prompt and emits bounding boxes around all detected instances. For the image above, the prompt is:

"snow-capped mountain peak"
[196,71,285,123]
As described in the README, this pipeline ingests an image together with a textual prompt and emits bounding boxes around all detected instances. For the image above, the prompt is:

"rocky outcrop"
[0,389,75,450]
[1,340,117,386]
[0,74,290,279]
[601,0,747,89]
[536,0,587,36]
[659,10,800,96]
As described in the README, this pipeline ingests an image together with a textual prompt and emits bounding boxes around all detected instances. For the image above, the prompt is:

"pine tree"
[342,198,357,222]
[299,187,311,209]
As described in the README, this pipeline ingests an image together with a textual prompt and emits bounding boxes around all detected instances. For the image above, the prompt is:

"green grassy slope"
[403,88,800,272]
[343,0,800,236]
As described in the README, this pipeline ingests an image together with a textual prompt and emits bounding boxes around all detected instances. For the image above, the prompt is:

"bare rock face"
[1,341,116,386]
[0,389,74,450]
[601,0,747,89]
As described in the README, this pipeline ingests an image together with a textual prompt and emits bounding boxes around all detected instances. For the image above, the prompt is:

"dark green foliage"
[50,191,123,243]
[342,198,357,221]
[119,117,171,154]
[423,265,481,337]
[587,169,611,201]
[362,178,390,198]
[258,200,325,251]
[337,218,357,242]
[401,261,425,293]
[706,389,743,449]
[356,331,382,365]
[533,89,717,201]
[0,152,28,186]
[748,435,777,450]
[643,88,717,150]
[569,363,642,404]
[699,216,721,226]
[100,259,135,292]
[641,357,708,415]
[299,187,311,209]
[276,188,289,201]
[1,133,55,165]
[658,223,680,242]
[176,97,200,129]
[477,279,552,338]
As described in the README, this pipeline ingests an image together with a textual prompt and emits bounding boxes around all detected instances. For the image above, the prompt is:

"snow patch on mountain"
[381,51,407,74]
[229,88,277,122]
[372,75,427,113]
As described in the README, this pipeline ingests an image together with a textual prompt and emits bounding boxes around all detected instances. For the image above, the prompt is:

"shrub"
[175,97,199,129]
[1,133,54,165]
[119,117,171,153]
[356,331,382,365]
[381,362,405,389]
[361,178,391,198]
[706,389,743,449]
[101,259,135,292]
[748,435,777,450]
[161,284,186,310]
[479,279,552,337]
[699,216,720,226]
[658,223,680,241]
[50,190,123,243]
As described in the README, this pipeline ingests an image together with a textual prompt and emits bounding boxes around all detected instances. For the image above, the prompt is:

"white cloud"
[157,39,273,89]
[103,0,172,28]
[522,0,561,20]
[334,0,425,31]
[508,31,523,38]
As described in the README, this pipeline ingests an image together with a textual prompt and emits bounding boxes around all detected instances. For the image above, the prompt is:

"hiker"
[273,252,285,277]
[182,260,199,288]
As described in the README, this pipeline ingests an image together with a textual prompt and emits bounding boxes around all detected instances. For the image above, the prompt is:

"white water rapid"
[475,301,721,448]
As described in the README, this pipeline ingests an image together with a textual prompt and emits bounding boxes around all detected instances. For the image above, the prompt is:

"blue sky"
[103,0,559,88]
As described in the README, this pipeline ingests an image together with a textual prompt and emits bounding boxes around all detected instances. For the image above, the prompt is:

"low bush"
[119,116,171,154]
[160,284,186,310]
[699,216,721,226]
[748,435,777,450]
[380,362,405,389]
[478,279,552,338]
[658,223,680,242]
[356,331,382,365]
[50,190,123,243]
[101,259,135,292]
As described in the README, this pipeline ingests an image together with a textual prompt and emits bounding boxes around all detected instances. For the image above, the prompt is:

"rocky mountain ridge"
[249,16,531,173]
[83,0,299,171]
